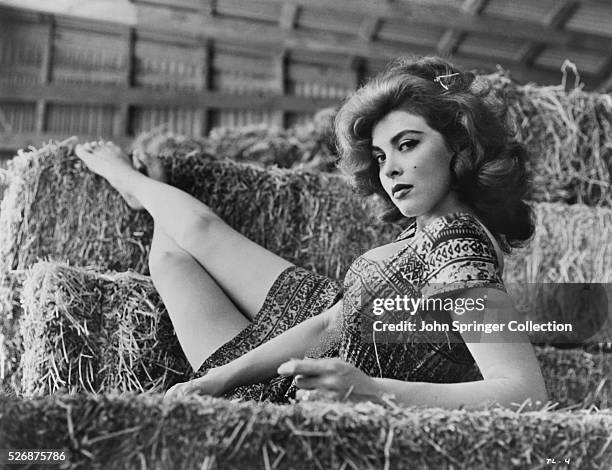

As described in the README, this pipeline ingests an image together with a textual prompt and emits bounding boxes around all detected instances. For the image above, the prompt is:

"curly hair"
[333,55,534,253]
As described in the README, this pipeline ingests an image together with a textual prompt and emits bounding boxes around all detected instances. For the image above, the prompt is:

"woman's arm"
[373,342,549,409]
[279,287,549,409]
[164,300,343,399]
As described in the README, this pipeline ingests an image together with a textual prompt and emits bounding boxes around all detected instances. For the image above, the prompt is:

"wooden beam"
[255,0,612,53]
[462,0,488,15]
[358,18,380,42]
[279,3,299,30]
[544,0,580,28]
[518,44,545,65]
[273,52,288,127]
[113,27,135,137]
[35,15,54,134]
[0,83,339,113]
[437,29,463,57]
[198,39,212,136]
[519,2,579,69]
[439,0,484,58]
[132,0,202,11]
[201,0,217,16]
[138,12,584,86]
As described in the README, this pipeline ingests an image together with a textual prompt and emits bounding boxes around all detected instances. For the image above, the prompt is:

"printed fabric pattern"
[191,212,505,401]
[339,212,506,383]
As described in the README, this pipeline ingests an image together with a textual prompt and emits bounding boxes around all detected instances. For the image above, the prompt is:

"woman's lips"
[393,186,413,199]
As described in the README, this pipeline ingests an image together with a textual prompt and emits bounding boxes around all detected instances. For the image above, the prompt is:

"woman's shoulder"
[422,212,487,242]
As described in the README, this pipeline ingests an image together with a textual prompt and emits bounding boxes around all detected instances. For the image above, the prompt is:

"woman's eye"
[374,153,386,164]
[398,140,418,151]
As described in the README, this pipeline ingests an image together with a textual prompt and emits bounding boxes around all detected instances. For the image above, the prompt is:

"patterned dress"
[192,212,505,402]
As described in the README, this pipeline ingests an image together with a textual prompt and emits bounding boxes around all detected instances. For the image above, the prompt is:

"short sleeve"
[420,216,506,299]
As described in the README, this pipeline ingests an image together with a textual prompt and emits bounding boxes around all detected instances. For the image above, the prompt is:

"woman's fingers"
[164,382,191,402]
[293,373,339,390]
[278,357,341,377]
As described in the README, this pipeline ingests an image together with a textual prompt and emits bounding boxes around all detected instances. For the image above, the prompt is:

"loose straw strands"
[1,394,611,469]
[17,261,612,409]
[1,141,611,389]
[19,262,189,397]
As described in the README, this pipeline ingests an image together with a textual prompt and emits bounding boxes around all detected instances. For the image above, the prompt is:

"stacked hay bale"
[0,74,611,469]
[130,107,336,173]
[0,75,611,405]
[19,262,188,397]
[0,394,610,469]
[18,261,611,408]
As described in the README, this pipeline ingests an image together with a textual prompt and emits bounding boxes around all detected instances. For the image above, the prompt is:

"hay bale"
[0,140,392,387]
[489,74,612,208]
[1,140,611,386]
[136,75,612,207]
[132,107,336,173]
[19,261,189,397]
[0,393,610,469]
[504,202,612,345]
[17,261,612,409]
[2,141,611,288]
[535,346,611,409]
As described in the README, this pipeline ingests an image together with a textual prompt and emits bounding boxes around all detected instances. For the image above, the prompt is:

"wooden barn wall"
[0,4,348,154]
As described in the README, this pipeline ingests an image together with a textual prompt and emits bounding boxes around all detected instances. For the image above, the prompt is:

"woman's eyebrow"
[372,130,424,152]
[390,129,424,146]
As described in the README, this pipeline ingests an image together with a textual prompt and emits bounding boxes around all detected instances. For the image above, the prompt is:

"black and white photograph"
[0,0,610,468]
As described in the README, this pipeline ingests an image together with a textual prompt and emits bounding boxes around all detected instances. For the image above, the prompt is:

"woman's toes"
[132,150,167,183]
[75,143,93,159]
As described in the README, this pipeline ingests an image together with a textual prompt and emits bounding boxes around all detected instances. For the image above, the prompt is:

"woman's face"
[372,109,464,226]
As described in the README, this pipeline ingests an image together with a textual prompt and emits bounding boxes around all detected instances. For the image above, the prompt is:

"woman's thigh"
[181,216,294,321]
[149,243,251,372]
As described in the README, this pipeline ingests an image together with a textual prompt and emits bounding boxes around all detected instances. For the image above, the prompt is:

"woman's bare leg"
[74,141,293,319]
[148,225,249,371]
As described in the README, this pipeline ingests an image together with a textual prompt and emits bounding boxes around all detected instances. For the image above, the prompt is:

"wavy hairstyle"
[333,55,534,253]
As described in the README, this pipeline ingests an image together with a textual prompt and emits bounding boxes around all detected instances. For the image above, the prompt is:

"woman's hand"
[277,358,381,403]
[163,367,230,402]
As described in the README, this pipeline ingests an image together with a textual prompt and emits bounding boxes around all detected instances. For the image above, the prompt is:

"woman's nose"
[384,153,403,178]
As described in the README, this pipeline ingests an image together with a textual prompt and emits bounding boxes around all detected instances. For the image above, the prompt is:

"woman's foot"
[75,140,145,210]
[131,148,168,184]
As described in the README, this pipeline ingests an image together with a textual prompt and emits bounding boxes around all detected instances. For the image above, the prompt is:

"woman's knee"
[148,243,192,277]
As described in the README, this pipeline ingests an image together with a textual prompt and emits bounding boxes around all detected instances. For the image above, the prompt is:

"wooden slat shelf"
[1,0,611,154]
[0,83,336,111]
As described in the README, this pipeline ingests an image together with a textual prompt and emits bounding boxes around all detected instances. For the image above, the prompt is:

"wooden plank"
[0,82,338,112]
[279,3,299,29]
[131,0,202,11]
[462,0,488,15]
[201,0,217,16]
[251,0,612,53]
[114,28,135,137]
[358,18,380,42]
[136,3,204,38]
[34,16,54,134]
[215,0,279,23]
[198,40,212,136]
[273,52,287,127]
[545,0,580,28]
[518,44,545,65]
[437,29,463,56]
[138,13,583,86]
[288,63,358,88]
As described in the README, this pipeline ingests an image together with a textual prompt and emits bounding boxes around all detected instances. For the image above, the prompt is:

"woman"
[75,56,549,409]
